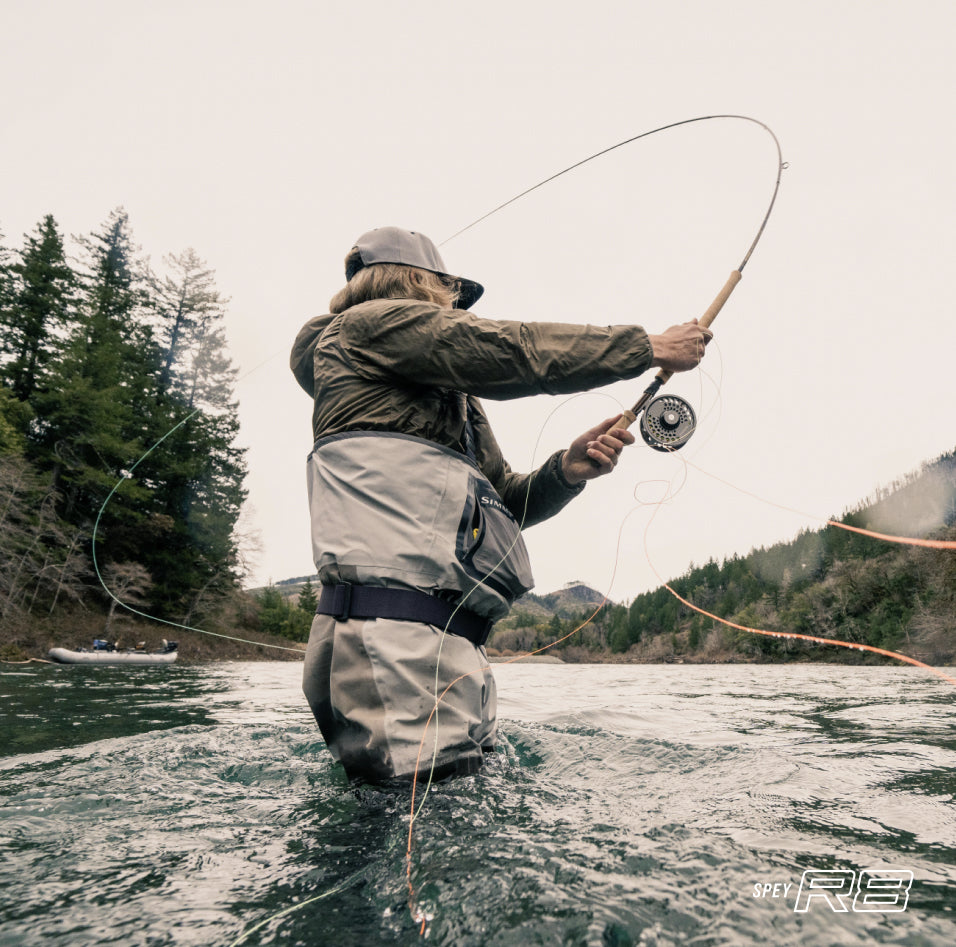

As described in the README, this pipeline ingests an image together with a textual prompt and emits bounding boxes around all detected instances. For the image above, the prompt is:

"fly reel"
[639,395,697,452]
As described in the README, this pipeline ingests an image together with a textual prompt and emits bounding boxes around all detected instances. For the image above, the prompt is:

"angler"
[290,225,710,782]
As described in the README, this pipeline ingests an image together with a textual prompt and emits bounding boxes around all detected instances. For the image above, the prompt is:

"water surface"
[1,661,954,946]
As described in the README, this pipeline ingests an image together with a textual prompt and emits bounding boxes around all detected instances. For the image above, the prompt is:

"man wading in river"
[290,226,711,782]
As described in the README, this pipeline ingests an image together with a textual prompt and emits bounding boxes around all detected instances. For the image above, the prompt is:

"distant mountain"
[272,575,316,588]
[512,582,608,617]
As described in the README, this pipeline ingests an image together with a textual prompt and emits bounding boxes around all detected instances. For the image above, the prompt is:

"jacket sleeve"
[290,314,336,396]
[338,301,654,399]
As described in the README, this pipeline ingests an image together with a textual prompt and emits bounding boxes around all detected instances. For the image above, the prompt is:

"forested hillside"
[0,210,251,657]
[490,451,956,665]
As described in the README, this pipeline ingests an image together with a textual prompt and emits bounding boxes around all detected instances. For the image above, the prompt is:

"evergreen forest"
[491,450,956,666]
[0,209,259,658]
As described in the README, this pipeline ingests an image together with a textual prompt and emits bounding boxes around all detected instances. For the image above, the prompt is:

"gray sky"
[2,0,954,601]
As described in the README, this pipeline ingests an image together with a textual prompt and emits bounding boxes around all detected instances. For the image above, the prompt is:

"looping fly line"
[442,113,786,275]
[403,113,791,938]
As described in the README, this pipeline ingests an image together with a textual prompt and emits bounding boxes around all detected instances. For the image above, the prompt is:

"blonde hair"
[329,248,459,314]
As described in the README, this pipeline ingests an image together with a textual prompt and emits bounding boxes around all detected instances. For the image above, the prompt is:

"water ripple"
[1,662,955,946]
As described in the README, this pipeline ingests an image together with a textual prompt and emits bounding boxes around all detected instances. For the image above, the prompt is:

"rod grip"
[646,271,742,393]
[700,269,742,329]
[619,269,743,430]
[614,408,638,431]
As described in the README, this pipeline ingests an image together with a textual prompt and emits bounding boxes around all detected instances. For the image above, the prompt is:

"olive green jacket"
[290,299,654,527]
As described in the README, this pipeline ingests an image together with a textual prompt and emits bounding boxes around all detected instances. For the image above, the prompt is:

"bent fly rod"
[443,114,787,452]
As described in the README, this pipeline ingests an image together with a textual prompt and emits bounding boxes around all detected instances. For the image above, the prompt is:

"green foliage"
[255,585,311,642]
[0,387,27,454]
[297,579,317,613]
[609,622,630,654]
[505,450,956,665]
[30,210,155,529]
[619,449,956,662]
[1,215,75,401]
[0,209,249,628]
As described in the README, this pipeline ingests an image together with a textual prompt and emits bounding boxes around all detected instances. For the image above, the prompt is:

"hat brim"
[455,277,484,310]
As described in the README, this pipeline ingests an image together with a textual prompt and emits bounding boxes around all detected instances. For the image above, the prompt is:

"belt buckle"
[333,583,352,622]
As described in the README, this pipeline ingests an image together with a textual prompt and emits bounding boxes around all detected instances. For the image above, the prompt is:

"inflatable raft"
[48,640,178,666]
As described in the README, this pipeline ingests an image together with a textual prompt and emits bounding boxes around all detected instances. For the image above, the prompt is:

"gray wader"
[303,615,497,781]
[303,431,533,782]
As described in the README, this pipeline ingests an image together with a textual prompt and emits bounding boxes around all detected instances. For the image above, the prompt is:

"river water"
[1,661,954,946]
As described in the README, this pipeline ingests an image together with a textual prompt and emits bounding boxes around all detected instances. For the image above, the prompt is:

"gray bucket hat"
[345,226,484,309]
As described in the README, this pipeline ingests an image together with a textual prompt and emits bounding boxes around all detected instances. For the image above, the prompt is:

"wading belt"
[316,583,494,648]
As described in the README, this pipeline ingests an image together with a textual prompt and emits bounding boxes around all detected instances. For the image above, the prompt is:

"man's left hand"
[561,416,635,485]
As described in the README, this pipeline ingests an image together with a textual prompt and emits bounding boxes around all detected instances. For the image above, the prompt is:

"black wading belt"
[316,583,494,648]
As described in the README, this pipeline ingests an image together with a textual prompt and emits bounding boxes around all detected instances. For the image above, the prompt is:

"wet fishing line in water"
[405,112,955,933]
[223,113,787,943]
[403,391,641,933]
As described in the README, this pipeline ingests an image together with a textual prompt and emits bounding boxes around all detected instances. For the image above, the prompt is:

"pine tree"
[688,618,701,651]
[139,249,248,615]
[297,578,317,613]
[7,210,251,625]
[1,215,76,402]
[148,248,226,400]
[31,208,154,540]
[145,406,248,618]
[0,226,15,355]
[255,583,311,641]
[0,388,27,455]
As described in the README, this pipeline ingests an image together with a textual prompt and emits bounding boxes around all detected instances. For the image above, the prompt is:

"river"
[1,661,954,946]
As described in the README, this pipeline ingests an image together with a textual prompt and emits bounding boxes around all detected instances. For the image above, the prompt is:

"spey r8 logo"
[793,869,913,913]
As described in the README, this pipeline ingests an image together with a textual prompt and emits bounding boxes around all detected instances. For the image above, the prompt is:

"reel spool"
[639,395,697,452]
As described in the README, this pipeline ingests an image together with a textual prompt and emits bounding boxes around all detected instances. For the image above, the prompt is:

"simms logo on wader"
[478,490,516,520]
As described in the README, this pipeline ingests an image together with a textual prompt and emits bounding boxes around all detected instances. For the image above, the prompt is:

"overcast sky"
[2,0,954,602]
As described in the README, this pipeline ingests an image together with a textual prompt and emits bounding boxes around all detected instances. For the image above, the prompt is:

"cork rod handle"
[699,268,742,329]
[614,269,742,432]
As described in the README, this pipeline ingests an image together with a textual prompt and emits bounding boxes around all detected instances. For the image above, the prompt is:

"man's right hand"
[647,319,713,372]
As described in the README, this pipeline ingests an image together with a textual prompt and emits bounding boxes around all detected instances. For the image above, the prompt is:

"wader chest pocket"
[308,431,534,619]
[457,480,533,602]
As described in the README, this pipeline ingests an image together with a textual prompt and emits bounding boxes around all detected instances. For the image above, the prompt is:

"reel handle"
[613,269,742,432]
